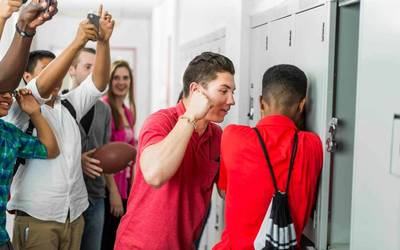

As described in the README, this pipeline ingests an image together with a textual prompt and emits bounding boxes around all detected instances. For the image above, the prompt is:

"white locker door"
[294,6,328,135]
[249,23,268,127]
[293,4,333,250]
[351,0,400,248]
[249,16,294,127]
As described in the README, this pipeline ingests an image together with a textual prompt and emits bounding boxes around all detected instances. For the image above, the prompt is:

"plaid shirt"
[0,119,47,244]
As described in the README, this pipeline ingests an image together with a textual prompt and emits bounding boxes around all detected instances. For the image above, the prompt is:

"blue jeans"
[80,197,105,250]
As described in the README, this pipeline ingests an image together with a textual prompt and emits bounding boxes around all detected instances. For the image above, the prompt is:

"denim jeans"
[80,197,105,250]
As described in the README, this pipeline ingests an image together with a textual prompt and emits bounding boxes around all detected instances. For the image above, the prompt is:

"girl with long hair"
[101,60,136,250]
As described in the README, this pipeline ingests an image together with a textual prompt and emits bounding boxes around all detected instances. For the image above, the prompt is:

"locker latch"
[326,117,338,152]
[247,96,254,120]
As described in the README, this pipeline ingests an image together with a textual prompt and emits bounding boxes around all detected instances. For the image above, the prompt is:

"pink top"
[114,101,222,250]
[102,96,136,200]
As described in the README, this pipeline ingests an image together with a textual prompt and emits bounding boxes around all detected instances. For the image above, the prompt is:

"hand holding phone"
[87,12,100,31]
[45,0,52,11]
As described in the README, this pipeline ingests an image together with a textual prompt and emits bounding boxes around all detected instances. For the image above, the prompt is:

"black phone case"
[87,13,100,31]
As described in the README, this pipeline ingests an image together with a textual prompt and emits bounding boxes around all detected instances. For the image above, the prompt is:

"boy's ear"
[189,82,200,94]
[23,72,32,84]
[259,95,268,117]
[259,96,264,112]
[68,66,76,76]
[298,98,306,113]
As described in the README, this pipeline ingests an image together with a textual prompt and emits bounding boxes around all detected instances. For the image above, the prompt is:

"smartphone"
[45,0,53,11]
[87,13,100,31]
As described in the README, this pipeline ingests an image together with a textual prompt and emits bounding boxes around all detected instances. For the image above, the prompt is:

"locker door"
[293,6,328,135]
[249,16,294,127]
[327,4,360,250]
[292,4,334,250]
[249,23,268,127]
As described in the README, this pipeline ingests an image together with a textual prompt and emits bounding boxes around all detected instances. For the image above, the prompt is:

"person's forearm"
[92,41,110,92]
[0,29,33,92]
[36,40,84,98]
[140,119,194,188]
[29,112,59,158]
[105,174,119,193]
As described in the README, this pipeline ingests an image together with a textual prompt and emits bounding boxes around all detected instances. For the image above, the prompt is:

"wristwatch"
[15,23,35,38]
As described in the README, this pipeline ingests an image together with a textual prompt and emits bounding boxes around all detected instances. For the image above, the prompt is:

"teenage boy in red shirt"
[115,52,236,250]
[214,64,323,250]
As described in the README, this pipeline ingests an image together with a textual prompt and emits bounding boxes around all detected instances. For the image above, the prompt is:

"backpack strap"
[253,127,298,194]
[79,105,95,134]
[13,119,35,175]
[61,99,77,120]
[286,132,298,192]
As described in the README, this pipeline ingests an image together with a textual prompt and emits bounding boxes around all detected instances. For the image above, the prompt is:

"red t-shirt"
[115,101,222,250]
[213,115,323,250]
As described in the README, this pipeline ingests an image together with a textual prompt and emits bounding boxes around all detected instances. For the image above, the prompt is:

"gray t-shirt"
[79,100,111,199]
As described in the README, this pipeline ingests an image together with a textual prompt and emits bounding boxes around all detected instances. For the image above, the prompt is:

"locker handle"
[247,96,254,120]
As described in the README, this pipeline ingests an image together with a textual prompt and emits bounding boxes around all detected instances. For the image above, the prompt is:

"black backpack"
[13,99,94,175]
[253,127,299,250]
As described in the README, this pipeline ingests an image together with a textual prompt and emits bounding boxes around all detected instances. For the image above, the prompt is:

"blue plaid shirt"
[0,119,47,244]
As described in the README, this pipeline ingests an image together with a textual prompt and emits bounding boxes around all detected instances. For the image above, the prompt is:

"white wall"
[350,0,400,249]
[35,15,151,135]
[151,0,178,112]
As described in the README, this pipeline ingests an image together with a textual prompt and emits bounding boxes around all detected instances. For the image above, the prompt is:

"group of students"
[0,1,323,250]
[0,1,137,250]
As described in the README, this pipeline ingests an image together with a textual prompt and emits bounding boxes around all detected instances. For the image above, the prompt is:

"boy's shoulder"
[139,107,180,136]
[299,130,323,144]
[146,107,177,125]
[224,124,253,133]
[0,119,26,148]
[0,118,20,134]
[223,124,254,141]
[298,130,323,159]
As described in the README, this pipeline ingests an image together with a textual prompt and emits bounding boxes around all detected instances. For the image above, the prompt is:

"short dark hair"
[262,64,307,107]
[26,50,56,73]
[182,52,235,97]
[71,47,96,67]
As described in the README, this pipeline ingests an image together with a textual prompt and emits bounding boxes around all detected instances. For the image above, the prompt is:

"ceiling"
[57,0,163,18]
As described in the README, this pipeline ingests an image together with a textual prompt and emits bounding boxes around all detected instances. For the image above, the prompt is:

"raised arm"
[16,88,59,158]
[0,0,57,92]
[36,20,98,98]
[140,91,212,188]
[92,5,114,92]
[0,0,22,39]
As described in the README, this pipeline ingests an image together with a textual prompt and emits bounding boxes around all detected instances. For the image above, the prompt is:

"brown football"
[92,142,137,174]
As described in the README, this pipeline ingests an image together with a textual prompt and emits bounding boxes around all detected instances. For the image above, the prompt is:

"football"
[92,142,137,174]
